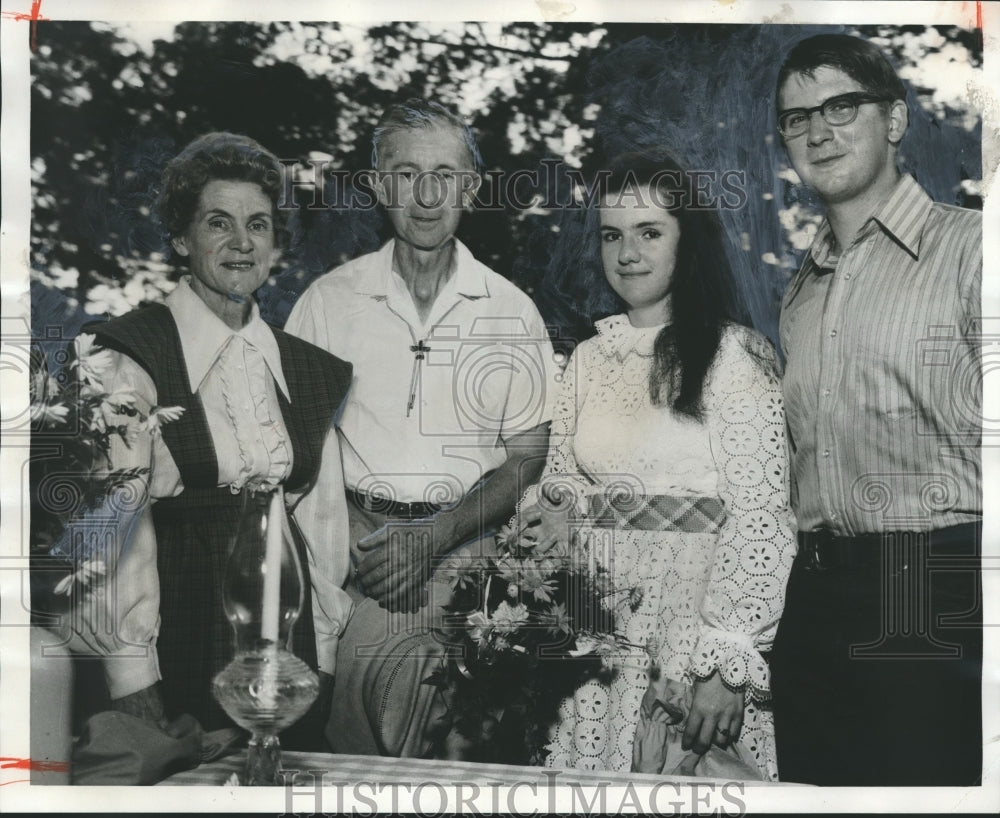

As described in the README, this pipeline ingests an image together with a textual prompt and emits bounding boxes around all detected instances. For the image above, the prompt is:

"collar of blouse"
[595,314,666,361]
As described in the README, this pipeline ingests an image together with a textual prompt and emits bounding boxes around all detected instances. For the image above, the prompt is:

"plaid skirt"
[152,490,317,733]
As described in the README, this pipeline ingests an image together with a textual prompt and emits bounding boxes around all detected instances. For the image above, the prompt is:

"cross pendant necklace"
[406,339,431,417]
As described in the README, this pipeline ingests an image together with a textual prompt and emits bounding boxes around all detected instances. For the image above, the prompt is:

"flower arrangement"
[29,333,183,603]
[426,506,647,765]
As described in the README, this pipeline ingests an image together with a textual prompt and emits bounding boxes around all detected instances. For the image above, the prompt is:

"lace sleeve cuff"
[687,628,771,702]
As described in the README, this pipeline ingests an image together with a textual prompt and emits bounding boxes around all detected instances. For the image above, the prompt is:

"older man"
[769,34,982,785]
[286,99,556,755]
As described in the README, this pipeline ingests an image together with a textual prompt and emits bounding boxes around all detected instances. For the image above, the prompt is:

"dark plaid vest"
[88,303,352,499]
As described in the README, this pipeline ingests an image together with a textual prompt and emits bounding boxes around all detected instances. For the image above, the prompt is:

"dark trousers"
[770,523,982,786]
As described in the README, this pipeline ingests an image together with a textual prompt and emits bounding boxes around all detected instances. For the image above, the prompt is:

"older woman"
[68,132,353,733]
[527,153,796,779]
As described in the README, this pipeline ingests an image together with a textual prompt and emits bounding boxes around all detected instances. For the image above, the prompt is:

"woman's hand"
[518,483,576,553]
[681,672,744,754]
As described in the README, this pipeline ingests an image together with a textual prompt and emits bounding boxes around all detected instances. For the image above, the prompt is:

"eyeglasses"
[777,92,894,138]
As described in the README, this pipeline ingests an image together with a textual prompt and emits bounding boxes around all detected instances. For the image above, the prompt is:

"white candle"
[261,487,284,644]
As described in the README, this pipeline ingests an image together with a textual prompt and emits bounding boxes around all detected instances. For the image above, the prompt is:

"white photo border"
[2,0,996,813]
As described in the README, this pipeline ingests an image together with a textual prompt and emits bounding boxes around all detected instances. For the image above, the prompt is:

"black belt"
[347,488,441,520]
[797,523,981,571]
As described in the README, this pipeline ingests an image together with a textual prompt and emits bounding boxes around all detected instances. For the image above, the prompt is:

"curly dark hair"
[599,151,748,420]
[156,131,284,240]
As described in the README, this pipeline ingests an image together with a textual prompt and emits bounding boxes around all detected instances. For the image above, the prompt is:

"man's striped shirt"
[780,173,981,534]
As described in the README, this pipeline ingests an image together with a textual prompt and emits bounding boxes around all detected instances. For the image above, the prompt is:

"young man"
[770,34,982,786]
[286,99,556,755]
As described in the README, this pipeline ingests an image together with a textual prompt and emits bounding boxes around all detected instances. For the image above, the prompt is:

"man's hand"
[356,519,441,612]
[681,672,745,754]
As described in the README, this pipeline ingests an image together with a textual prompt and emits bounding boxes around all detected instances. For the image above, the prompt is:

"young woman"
[529,153,796,780]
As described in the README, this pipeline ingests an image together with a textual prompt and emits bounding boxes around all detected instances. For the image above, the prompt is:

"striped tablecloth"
[160,750,727,787]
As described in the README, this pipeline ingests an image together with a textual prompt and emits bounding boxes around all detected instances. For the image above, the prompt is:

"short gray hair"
[371,98,483,173]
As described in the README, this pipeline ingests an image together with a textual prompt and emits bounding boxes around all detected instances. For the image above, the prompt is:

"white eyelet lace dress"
[540,316,796,780]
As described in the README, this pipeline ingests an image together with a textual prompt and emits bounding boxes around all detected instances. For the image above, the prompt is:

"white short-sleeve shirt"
[286,239,558,504]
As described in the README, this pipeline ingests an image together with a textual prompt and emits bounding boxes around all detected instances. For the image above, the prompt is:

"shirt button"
[822,449,830,458]
[829,329,838,338]
[823,388,831,397]
[843,273,852,281]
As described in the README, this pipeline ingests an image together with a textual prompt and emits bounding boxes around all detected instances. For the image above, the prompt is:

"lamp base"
[213,646,320,786]
[244,733,282,786]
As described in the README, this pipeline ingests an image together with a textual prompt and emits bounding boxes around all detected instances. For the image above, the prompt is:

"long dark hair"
[600,152,747,420]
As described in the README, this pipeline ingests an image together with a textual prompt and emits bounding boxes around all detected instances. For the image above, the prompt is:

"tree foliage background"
[29,20,982,351]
